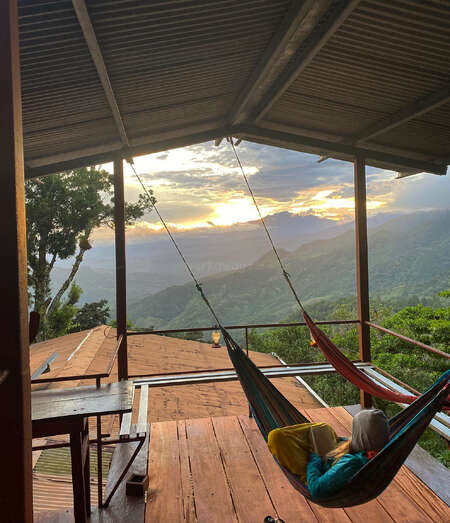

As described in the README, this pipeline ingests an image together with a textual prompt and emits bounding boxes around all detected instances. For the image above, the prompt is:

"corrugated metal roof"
[267,0,450,157]
[17,0,449,176]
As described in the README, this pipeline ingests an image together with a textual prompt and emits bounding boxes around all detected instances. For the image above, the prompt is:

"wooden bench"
[99,384,150,509]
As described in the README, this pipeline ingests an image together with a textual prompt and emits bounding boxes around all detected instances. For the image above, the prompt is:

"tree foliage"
[26,166,155,339]
[40,283,82,340]
[71,299,110,332]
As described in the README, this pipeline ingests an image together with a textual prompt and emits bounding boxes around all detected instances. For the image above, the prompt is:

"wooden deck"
[146,407,450,523]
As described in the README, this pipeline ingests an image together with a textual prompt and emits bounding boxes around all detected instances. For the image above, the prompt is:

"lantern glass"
[212,330,220,346]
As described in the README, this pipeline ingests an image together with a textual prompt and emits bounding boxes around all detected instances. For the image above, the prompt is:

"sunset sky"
[96,140,449,240]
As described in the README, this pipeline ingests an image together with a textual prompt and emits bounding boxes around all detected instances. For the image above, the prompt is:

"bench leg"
[97,415,103,508]
[102,437,145,508]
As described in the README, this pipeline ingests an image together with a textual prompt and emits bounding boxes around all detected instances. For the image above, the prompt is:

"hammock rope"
[228,139,450,408]
[230,139,305,313]
[128,160,222,327]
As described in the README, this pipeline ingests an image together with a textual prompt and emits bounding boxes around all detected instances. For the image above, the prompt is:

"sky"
[93,140,450,241]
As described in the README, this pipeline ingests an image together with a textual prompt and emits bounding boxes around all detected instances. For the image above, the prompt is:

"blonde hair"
[327,438,352,465]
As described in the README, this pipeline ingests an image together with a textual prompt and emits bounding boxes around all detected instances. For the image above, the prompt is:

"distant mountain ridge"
[53,211,401,306]
[127,210,450,329]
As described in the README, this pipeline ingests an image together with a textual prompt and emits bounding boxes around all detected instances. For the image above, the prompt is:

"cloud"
[97,140,448,238]
[388,173,450,211]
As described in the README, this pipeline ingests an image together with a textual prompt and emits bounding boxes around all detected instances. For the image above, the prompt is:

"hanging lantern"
[211,329,221,348]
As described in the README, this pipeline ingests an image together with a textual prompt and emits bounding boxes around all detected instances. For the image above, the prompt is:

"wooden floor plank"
[324,407,437,523]
[303,408,394,523]
[146,421,184,522]
[185,418,237,523]
[395,466,450,523]
[177,420,197,523]
[238,415,319,523]
[212,416,277,522]
[144,412,448,523]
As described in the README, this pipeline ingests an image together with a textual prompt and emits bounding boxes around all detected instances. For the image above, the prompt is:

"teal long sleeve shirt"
[307,452,368,499]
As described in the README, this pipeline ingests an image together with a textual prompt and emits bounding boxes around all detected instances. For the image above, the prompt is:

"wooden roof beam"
[72,0,130,148]
[321,85,450,176]
[250,0,362,123]
[234,125,447,175]
[228,0,317,126]
[26,125,230,178]
[354,85,450,144]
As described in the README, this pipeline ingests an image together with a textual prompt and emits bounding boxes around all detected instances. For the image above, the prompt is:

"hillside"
[53,211,398,307]
[127,210,450,329]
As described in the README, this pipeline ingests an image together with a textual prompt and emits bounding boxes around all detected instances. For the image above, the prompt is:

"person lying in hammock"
[268,409,390,499]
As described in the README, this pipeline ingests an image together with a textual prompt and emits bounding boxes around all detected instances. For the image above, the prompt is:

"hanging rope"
[229,138,305,313]
[127,159,223,327]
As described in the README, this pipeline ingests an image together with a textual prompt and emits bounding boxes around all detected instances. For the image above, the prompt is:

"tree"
[26,167,155,338]
[71,299,110,331]
[42,283,82,340]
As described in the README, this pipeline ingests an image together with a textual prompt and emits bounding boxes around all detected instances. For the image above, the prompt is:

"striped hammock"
[223,329,449,508]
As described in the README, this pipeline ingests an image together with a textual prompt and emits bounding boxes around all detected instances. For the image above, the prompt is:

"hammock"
[303,310,449,406]
[223,328,449,507]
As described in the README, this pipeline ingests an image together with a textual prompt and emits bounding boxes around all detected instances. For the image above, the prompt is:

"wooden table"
[32,381,133,522]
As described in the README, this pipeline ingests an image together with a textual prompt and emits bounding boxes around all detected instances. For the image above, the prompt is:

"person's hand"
[308,452,321,463]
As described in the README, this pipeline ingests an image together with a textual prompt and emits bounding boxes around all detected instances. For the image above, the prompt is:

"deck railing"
[366,321,450,360]
[31,322,449,439]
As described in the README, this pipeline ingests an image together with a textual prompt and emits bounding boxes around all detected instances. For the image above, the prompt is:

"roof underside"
[19,0,450,177]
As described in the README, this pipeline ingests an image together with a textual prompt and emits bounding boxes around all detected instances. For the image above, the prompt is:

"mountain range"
[127,210,450,329]
[52,211,400,306]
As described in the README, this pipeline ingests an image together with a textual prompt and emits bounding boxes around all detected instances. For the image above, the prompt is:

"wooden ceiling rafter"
[72,0,130,152]
[319,83,450,173]
[249,0,362,123]
[233,124,447,175]
[227,0,317,126]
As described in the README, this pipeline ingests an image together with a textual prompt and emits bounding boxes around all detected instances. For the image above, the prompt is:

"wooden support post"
[114,158,128,380]
[354,155,372,408]
[0,1,33,520]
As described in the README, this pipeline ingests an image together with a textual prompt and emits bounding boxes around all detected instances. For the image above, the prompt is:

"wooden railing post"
[0,1,33,519]
[354,155,372,408]
[114,158,128,380]
[244,327,253,417]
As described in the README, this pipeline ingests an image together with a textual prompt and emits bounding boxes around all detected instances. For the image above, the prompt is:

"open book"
[310,424,338,458]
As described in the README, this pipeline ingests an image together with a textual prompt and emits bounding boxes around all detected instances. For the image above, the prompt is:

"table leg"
[70,420,88,523]
[82,417,91,516]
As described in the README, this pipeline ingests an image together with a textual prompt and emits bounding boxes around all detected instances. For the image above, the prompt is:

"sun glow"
[211,198,273,226]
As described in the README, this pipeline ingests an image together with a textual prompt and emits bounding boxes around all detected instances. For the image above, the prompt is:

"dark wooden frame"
[0,1,33,519]
[114,159,128,381]
[354,155,372,408]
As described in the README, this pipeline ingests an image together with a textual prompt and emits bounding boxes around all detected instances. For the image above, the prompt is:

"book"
[310,424,337,458]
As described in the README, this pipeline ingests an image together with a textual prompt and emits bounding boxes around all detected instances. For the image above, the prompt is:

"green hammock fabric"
[223,329,449,508]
